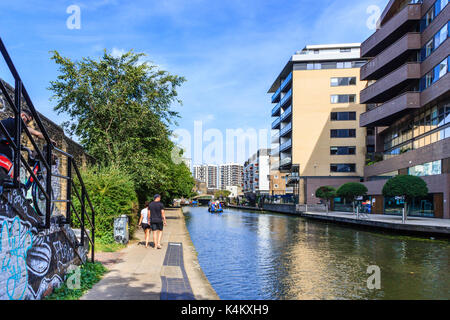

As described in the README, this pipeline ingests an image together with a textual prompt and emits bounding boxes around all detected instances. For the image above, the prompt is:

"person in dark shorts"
[148,194,166,249]
[138,201,151,248]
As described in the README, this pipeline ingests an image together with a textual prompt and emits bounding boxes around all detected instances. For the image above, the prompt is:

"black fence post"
[13,79,21,187]
[91,204,95,263]
[66,157,72,225]
[81,185,86,248]
[45,143,52,229]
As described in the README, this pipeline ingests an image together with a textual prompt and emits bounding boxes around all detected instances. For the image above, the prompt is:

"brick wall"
[1,79,95,215]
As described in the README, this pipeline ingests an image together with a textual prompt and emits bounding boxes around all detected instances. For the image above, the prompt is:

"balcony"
[280,139,292,152]
[272,100,281,117]
[360,92,420,127]
[271,147,280,156]
[271,72,292,104]
[270,161,280,171]
[279,157,292,169]
[271,131,280,143]
[280,89,292,108]
[361,3,422,58]
[272,116,281,129]
[280,122,292,137]
[360,62,421,104]
[280,105,292,122]
[361,33,421,80]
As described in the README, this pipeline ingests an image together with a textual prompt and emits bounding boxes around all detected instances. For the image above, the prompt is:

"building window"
[330,164,356,173]
[331,112,356,121]
[340,48,351,53]
[331,94,357,104]
[420,56,449,91]
[331,129,356,138]
[383,101,450,156]
[408,160,442,177]
[331,77,357,87]
[331,146,356,155]
[421,0,449,30]
[274,184,279,188]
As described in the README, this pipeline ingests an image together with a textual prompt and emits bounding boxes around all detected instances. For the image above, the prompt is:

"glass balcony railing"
[271,72,292,103]
[280,139,292,152]
[271,132,280,143]
[280,157,292,167]
[272,116,281,129]
[270,147,280,156]
[272,101,281,116]
[280,105,292,122]
[280,122,292,137]
[280,88,292,108]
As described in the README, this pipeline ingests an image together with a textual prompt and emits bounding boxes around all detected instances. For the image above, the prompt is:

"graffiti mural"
[0,189,85,300]
[0,216,33,300]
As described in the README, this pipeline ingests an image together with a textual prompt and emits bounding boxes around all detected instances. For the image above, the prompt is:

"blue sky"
[0,0,388,164]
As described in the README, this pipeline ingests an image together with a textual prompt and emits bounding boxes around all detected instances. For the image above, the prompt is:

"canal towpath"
[81,208,219,300]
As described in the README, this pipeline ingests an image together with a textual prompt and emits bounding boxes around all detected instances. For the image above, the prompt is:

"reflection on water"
[184,207,450,300]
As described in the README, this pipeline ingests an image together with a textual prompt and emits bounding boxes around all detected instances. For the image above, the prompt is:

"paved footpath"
[81,208,219,300]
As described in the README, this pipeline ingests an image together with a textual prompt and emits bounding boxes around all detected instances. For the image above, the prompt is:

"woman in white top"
[138,201,151,248]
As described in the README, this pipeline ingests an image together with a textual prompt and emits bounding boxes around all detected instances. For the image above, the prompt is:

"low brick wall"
[262,203,297,214]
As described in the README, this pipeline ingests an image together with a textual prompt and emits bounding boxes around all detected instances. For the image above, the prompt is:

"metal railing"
[0,37,95,262]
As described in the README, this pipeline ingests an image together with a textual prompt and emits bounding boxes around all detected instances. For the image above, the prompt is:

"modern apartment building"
[268,44,372,205]
[193,164,218,190]
[360,0,449,219]
[243,149,271,197]
[218,163,243,190]
[269,156,290,195]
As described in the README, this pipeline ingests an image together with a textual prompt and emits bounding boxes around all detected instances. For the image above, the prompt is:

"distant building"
[243,149,271,197]
[269,155,290,195]
[193,164,218,190]
[219,163,243,190]
[182,157,192,171]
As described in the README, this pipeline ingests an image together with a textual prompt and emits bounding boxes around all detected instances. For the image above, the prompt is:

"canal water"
[183,206,450,300]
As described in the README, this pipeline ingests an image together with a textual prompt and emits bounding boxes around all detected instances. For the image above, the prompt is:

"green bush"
[45,262,107,300]
[337,182,368,213]
[72,165,138,244]
[382,175,428,200]
[337,182,368,200]
[315,186,336,201]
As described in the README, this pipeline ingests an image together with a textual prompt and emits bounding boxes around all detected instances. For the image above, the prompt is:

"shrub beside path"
[81,208,219,300]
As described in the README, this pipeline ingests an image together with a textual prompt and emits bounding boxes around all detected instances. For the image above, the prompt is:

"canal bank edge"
[175,208,220,300]
[228,205,450,238]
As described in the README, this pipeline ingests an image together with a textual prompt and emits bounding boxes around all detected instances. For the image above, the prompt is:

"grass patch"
[94,241,127,253]
[45,262,107,300]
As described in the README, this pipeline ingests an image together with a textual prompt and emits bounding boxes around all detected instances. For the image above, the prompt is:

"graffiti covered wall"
[0,189,86,300]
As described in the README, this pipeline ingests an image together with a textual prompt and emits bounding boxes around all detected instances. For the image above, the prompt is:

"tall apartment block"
[360,0,449,219]
[193,164,218,190]
[268,44,371,205]
[219,163,243,190]
[243,149,271,197]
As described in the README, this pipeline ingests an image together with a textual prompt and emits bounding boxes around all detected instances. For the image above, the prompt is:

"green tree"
[214,190,231,200]
[337,182,368,213]
[49,49,193,204]
[382,175,428,221]
[315,186,336,213]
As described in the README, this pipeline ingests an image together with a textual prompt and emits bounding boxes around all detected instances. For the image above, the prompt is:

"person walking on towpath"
[138,201,152,248]
[148,194,167,249]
